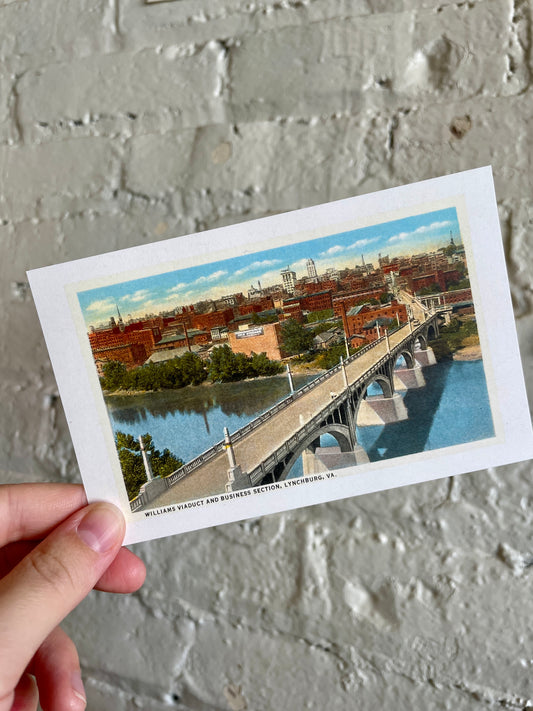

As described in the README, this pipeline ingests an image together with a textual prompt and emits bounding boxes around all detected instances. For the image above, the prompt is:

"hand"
[0,483,146,711]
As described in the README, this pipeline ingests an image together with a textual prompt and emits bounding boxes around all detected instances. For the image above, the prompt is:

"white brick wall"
[1,0,532,708]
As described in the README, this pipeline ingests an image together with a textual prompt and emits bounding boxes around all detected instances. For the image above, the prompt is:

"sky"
[78,206,461,327]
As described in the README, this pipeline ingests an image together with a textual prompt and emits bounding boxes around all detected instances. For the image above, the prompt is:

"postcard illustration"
[28,168,533,543]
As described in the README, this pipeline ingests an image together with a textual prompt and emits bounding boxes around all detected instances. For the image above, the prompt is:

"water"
[105,360,494,474]
[355,359,494,462]
[105,374,315,464]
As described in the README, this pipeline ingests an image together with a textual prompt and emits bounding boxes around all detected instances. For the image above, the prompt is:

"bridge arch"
[415,333,428,350]
[426,323,438,341]
[394,348,415,369]
[267,423,355,483]
[361,374,393,399]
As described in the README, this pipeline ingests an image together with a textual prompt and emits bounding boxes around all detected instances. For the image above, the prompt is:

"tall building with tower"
[280,266,297,295]
[306,258,318,280]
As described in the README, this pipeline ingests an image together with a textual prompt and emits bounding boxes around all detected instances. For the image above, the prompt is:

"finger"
[0,502,124,709]
[29,627,86,711]
[95,546,146,593]
[8,674,38,711]
[1,542,146,594]
[0,484,87,547]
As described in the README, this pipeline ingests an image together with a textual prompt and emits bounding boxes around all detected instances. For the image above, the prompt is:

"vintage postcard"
[28,167,533,544]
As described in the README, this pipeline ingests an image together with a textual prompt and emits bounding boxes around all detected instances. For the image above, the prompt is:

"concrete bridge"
[132,312,442,512]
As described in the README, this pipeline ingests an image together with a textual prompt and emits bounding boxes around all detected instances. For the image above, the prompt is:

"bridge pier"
[414,346,437,367]
[393,364,426,391]
[356,392,408,426]
[302,442,369,475]
[224,427,251,492]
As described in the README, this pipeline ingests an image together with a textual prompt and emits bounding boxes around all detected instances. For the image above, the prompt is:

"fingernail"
[76,504,124,553]
[71,670,86,709]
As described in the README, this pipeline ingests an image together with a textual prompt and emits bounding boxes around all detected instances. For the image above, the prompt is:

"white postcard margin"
[28,167,533,545]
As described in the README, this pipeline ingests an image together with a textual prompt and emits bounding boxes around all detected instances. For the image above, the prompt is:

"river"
[105,359,494,477]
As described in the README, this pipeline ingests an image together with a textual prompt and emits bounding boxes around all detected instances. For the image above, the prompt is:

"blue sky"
[78,207,460,327]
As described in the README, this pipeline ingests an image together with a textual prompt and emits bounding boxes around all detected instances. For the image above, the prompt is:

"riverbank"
[453,344,482,361]
[103,370,309,398]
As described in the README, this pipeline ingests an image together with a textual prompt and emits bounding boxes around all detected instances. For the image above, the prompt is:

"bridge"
[132,311,442,512]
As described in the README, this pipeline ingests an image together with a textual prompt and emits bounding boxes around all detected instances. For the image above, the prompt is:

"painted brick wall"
[1,0,532,708]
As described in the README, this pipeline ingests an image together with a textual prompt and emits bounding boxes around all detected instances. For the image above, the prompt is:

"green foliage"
[311,320,342,337]
[251,311,279,324]
[208,344,283,382]
[418,283,441,296]
[305,309,334,324]
[429,318,479,360]
[315,343,359,370]
[444,243,457,256]
[447,277,470,291]
[280,319,314,356]
[99,353,208,392]
[379,292,391,304]
[115,431,183,501]
[101,361,128,390]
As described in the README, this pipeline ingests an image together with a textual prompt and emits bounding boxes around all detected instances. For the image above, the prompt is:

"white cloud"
[166,283,188,295]
[415,220,452,234]
[86,297,115,313]
[319,245,345,257]
[234,259,282,276]
[194,269,228,285]
[388,220,453,244]
[126,289,151,303]
[348,237,377,250]
[388,232,410,243]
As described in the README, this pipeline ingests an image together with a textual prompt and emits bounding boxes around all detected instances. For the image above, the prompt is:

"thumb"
[0,502,125,707]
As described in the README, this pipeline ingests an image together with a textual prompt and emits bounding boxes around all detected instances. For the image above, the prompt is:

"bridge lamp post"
[385,328,390,354]
[139,435,154,483]
[340,355,349,389]
[224,427,238,469]
[286,363,295,394]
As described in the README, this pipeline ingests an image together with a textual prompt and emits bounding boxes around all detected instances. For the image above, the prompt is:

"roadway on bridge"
[150,323,415,508]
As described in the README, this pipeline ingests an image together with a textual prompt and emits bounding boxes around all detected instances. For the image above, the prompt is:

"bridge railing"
[159,317,437,490]
[247,316,439,483]
[158,336,389,487]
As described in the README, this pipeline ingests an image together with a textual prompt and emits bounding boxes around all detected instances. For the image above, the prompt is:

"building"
[88,320,162,364]
[92,342,147,369]
[191,307,235,332]
[340,301,408,342]
[228,322,287,361]
[280,266,297,295]
[306,258,318,280]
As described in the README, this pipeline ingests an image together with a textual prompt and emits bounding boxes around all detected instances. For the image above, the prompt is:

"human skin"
[0,483,146,711]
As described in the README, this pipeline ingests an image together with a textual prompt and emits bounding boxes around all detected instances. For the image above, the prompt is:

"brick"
[390,95,532,203]
[64,593,196,689]
[229,2,512,122]
[16,44,226,143]
[118,0,486,55]
[125,113,391,215]
[0,0,119,69]
[0,138,120,222]
[0,69,18,145]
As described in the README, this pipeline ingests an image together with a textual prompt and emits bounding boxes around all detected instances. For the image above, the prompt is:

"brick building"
[340,301,407,340]
[282,290,333,316]
[228,323,286,361]
[191,307,235,331]
[92,342,147,369]
[88,322,162,364]
[332,289,387,317]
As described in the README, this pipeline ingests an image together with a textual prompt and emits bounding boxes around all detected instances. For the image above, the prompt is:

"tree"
[280,319,314,356]
[101,360,127,390]
[115,431,183,501]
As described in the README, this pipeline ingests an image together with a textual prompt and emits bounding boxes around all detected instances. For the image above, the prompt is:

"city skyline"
[78,206,461,327]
